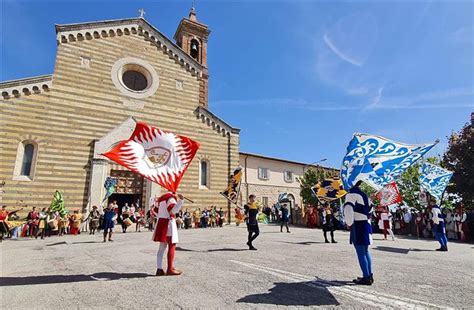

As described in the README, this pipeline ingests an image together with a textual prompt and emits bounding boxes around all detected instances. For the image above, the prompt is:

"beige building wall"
[0,20,239,217]
[239,153,305,208]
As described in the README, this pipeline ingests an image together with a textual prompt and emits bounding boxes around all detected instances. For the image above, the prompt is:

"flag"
[311,179,347,202]
[419,162,453,202]
[375,182,402,207]
[101,177,118,205]
[340,133,436,190]
[102,122,200,193]
[220,167,243,204]
[50,190,67,217]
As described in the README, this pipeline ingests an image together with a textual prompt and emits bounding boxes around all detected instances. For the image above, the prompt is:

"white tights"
[156,242,167,269]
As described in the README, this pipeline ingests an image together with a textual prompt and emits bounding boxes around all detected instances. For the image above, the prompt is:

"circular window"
[111,57,159,99]
[122,70,147,91]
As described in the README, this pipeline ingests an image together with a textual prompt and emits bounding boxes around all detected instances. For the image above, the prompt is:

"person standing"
[244,195,259,250]
[152,192,185,276]
[193,208,201,228]
[102,202,117,242]
[135,207,145,232]
[121,205,131,233]
[321,204,336,243]
[379,208,395,241]
[183,209,192,229]
[86,206,101,235]
[27,206,39,237]
[35,208,48,239]
[0,206,22,241]
[343,181,373,285]
[279,204,290,233]
[431,199,448,251]
[217,208,225,227]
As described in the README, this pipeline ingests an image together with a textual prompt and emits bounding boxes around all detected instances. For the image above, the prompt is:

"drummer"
[121,205,131,233]
[0,205,22,241]
[86,206,101,235]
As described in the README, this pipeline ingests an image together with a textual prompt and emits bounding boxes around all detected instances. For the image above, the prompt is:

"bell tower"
[174,7,211,108]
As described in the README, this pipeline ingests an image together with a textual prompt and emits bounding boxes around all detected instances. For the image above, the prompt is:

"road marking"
[230,260,453,309]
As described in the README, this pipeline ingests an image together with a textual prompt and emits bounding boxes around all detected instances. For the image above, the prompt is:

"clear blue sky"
[1,1,473,168]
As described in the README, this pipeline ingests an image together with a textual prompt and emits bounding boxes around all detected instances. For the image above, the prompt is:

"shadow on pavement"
[0,272,151,287]
[45,241,68,247]
[70,241,103,244]
[207,248,247,252]
[374,246,433,254]
[279,241,325,245]
[237,281,339,306]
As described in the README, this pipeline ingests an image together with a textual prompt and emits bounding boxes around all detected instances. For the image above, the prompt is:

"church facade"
[0,9,240,215]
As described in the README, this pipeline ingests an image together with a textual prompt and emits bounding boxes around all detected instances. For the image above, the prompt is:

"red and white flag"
[375,181,402,207]
[102,122,200,193]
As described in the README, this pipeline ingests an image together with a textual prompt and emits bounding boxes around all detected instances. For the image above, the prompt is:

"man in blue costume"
[430,198,448,251]
[343,181,373,285]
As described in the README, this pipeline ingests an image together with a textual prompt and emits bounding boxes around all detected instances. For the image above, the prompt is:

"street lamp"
[303,158,327,174]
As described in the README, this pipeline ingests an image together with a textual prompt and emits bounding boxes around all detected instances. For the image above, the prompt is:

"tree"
[297,168,338,206]
[443,120,474,209]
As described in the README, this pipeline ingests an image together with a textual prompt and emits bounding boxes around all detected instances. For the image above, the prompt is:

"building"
[239,152,338,210]
[0,9,240,215]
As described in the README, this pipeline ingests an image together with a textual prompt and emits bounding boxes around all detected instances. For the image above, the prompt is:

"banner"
[311,179,347,202]
[102,122,200,193]
[340,133,436,190]
[50,190,67,217]
[220,167,243,204]
[419,162,453,202]
[101,177,118,205]
[375,182,402,207]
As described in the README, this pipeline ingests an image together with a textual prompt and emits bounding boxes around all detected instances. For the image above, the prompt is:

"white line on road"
[230,260,453,310]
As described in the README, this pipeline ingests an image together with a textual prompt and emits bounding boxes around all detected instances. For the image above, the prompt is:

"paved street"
[1,224,473,309]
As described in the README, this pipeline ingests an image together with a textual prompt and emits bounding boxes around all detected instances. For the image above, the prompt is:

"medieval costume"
[244,196,259,250]
[183,210,192,229]
[235,207,244,226]
[102,204,116,242]
[135,208,145,232]
[69,210,82,235]
[217,208,225,227]
[121,205,131,233]
[378,209,395,241]
[279,205,290,233]
[35,208,49,239]
[152,193,184,276]
[432,204,448,251]
[343,183,373,285]
[321,206,336,243]
[193,209,201,228]
[86,206,101,235]
[26,208,39,237]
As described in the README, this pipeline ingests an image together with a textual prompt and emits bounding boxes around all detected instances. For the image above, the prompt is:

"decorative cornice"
[195,106,240,136]
[55,17,203,78]
[1,74,52,99]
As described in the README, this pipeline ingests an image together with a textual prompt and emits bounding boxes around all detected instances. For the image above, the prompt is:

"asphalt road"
[1,224,473,309]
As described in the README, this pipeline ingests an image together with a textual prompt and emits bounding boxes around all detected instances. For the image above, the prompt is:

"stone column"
[145,179,161,212]
[88,158,109,211]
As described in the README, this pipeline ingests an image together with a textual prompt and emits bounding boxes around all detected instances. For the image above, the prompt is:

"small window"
[262,196,269,207]
[284,171,294,183]
[21,144,34,176]
[258,167,269,180]
[122,70,147,91]
[13,140,38,181]
[200,160,209,187]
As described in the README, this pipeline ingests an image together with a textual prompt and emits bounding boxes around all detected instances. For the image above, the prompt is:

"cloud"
[213,87,474,112]
[323,34,363,67]
[448,26,473,44]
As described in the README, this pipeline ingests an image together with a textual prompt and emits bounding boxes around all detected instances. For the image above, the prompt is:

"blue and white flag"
[419,163,453,202]
[340,133,437,190]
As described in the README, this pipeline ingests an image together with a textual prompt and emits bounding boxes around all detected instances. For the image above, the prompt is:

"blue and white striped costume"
[432,205,448,249]
[343,187,373,246]
[343,186,373,280]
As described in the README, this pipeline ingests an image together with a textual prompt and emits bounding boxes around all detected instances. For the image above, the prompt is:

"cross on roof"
[138,8,146,18]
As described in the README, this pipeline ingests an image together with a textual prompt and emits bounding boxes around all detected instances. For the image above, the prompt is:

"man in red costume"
[152,192,185,276]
